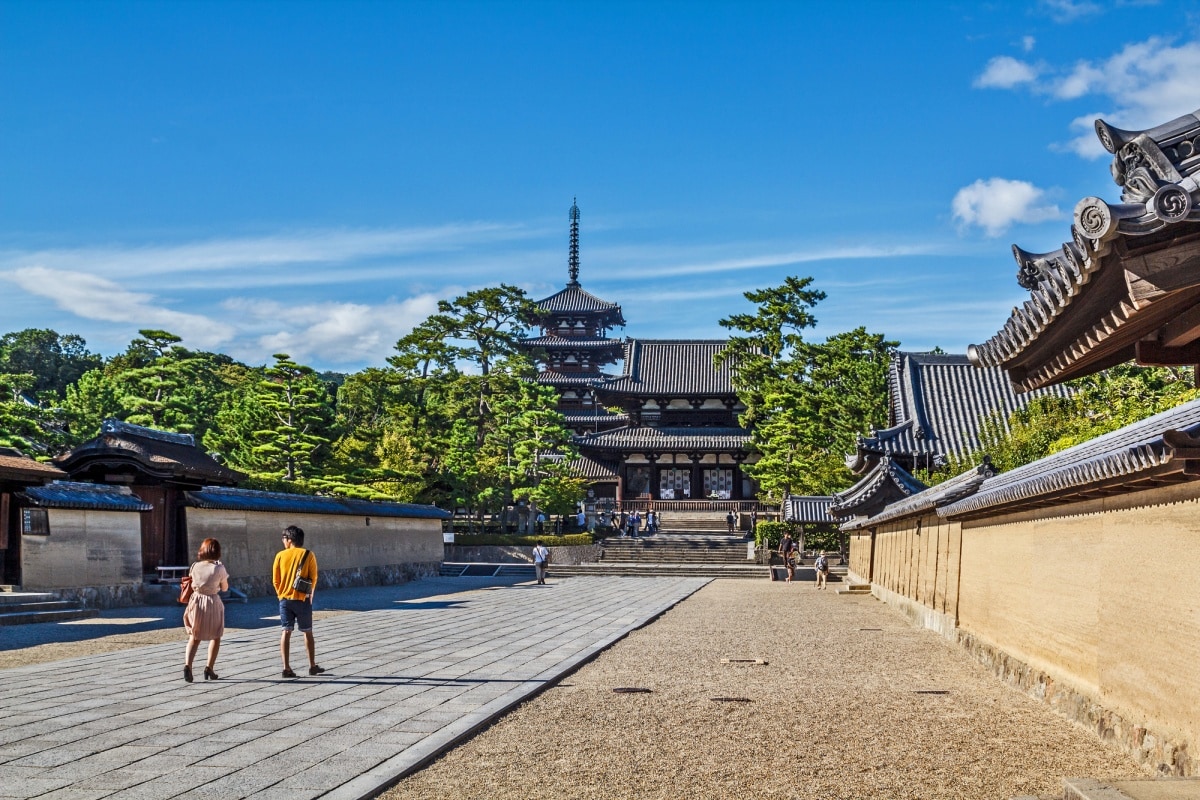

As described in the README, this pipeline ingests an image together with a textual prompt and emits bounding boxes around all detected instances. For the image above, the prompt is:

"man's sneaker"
[308,665,326,676]
[282,668,297,678]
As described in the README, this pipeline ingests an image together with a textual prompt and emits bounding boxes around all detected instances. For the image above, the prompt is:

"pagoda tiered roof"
[535,370,613,387]
[847,352,1072,473]
[969,108,1200,392]
[597,340,737,398]
[535,285,626,325]
[576,425,750,453]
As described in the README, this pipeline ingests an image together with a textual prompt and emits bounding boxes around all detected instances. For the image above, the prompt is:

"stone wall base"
[871,581,957,641]
[443,544,602,565]
[957,630,1193,777]
[229,562,440,599]
[49,584,147,610]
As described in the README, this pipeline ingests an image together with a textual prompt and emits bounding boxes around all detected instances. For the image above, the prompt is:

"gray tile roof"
[848,352,1072,472]
[57,418,246,486]
[22,481,152,511]
[536,370,612,386]
[576,425,750,452]
[967,109,1200,392]
[829,457,927,520]
[940,397,1200,519]
[562,410,629,426]
[567,454,620,481]
[535,285,625,321]
[185,486,451,519]
[843,460,995,530]
[783,495,835,524]
[598,340,737,397]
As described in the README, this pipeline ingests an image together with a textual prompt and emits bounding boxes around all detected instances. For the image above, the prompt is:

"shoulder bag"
[291,550,315,595]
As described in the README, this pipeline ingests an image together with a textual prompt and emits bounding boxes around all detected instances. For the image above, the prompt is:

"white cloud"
[4,266,230,348]
[973,35,1200,159]
[1022,36,1037,53]
[975,56,1040,89]
[951,178,1063,237]
[1040,0,1103,23]
[222,295,442,368]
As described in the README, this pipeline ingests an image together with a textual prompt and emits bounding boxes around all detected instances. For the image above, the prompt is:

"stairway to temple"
[599,534,749,564]
[0,590,99,626]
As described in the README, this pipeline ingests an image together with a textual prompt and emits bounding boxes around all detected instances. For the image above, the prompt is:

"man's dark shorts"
[279,598,313,632]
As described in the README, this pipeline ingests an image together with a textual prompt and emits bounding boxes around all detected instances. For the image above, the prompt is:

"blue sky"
[2,0,1199,373]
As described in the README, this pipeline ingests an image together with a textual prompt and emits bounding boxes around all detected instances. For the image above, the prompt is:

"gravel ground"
[382,579,1147,800]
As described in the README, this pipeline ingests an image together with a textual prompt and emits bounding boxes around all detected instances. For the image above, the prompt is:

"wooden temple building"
[523,201,759,512]
[832,109,1200,777]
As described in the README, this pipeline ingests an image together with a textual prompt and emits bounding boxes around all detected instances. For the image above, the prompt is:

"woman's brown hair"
[197,538,221,561]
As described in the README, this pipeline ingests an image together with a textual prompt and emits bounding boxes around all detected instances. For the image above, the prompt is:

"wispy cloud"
[1039,0,1103,23]
[951,178,1062,237]
[0,223,538,281]
[5,266,230,349]
[598,244,943,281]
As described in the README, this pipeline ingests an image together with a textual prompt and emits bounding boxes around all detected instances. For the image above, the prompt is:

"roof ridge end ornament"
[567,198,581,288]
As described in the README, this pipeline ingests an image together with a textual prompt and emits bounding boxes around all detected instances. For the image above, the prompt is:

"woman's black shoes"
[183,665,193,683]
[282,668,297,678]
[203,667,219,681]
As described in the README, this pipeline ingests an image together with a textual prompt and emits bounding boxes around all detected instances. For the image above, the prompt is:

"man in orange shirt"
[272,525,325,678]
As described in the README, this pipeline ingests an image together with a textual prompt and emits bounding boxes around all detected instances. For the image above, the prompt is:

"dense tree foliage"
[718,276,896,500]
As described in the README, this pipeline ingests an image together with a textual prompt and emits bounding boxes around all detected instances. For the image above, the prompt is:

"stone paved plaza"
[0,577,707,800]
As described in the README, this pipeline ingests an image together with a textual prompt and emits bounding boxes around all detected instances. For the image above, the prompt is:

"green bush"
[448,532,593,548]
[755,520,794,550]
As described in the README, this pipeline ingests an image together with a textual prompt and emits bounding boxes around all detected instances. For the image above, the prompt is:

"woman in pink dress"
[182,538,229,682]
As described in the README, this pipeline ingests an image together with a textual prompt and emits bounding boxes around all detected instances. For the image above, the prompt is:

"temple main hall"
[522,201,761,513]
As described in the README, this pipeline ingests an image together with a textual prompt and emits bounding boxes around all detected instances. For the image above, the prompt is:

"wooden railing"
[608,499,777,513]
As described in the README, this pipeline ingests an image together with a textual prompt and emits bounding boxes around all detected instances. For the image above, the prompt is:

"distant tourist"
[532,540,550,585]
[576,509,586,531]
[536,511,545,535]
[815,552,829,589]
[778,532,796,583]
[273,525,325,678]
[628,510,640,538]
[182,537,229,682]
[726,511,736,533]
[646,510,657,534]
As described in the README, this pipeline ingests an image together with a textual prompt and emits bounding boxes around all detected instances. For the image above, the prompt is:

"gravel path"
[381,579,1147,800]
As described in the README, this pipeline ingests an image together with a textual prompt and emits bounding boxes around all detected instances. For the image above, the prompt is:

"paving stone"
[0,576,706,800]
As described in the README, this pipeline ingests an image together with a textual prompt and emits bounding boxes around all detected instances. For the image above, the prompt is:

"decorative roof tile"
[521,335,625,349]
[829,457,927,520]
[185,486,451,519]
[567,454,621,481]
[598,340,737,397]
[940,398,1200,519]
[968,108,1200,392]
[22,481,152,511]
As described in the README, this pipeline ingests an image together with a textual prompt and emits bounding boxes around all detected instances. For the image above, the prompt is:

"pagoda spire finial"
[567,197,580,287]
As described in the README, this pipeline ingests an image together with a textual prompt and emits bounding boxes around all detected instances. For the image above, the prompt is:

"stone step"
[0,591,60,606]
[0,607,100,625]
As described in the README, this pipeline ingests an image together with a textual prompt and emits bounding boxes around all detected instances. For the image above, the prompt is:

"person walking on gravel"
[273,525,325,678]
[815,552,829,589]
[778,532,796,583]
